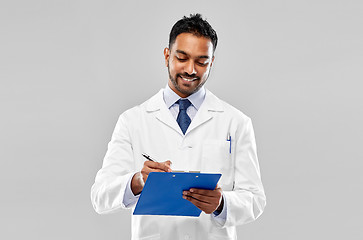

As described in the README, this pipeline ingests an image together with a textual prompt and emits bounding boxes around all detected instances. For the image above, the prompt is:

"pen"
[142,153,159,162]
[227,133,231,154]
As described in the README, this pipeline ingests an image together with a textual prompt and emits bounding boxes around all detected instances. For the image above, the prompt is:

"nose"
[184,61,197,75]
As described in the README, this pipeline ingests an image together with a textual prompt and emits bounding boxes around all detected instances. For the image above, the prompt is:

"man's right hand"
[131,160,172,195]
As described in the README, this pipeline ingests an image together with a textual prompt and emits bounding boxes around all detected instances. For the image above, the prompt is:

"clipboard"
[133,172,221,217]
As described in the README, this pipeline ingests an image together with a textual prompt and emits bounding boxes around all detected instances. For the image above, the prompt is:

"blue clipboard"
[133,172,221,217]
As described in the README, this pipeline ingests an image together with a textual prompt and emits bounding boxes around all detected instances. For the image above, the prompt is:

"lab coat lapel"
[185,90,224,135]
[146,89,183,136]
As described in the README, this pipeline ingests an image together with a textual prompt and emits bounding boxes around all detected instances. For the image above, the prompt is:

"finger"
[183,194,209,206]
[183,191,210,204]
[162,160,173,172]
[154,161,172,172]
[164,160,172,167]
[183,191,219,204]
[188,188,221,197]
[141,166,166,176]
[144,161,172,172]
[141,166,167,183]
[143,160,157,168]
[183,195,214,213]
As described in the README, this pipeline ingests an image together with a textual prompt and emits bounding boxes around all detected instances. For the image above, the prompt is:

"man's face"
[164,33,215,98]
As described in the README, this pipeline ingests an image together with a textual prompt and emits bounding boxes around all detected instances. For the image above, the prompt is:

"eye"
[176,57,187,62]
[197,61,208,66]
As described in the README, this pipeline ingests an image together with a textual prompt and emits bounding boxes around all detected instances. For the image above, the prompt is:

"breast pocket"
[201,140,231,174]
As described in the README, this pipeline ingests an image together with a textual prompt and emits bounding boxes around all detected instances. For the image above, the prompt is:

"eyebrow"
[176,50,210,59]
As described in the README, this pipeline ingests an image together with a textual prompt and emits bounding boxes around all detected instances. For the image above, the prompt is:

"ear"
[210,56,215,67]
[164,48,170,67]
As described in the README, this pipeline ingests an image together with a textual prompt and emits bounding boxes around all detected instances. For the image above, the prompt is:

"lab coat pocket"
[210,235,232,240]
[202,140,231,174]
[138,233,160,240]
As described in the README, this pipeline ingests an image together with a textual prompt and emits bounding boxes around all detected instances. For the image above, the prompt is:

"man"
[91,14,266,240]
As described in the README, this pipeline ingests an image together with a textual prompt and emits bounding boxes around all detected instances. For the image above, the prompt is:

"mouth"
[179,75,198,82]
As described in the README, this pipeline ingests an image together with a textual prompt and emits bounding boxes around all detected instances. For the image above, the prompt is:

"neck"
[168,81,189,98]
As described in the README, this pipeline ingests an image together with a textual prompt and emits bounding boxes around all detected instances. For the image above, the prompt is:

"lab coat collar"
[146,88,224,136]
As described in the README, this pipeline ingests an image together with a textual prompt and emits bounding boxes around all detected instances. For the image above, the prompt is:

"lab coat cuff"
[212,193,227,226]
[122,172,140,208]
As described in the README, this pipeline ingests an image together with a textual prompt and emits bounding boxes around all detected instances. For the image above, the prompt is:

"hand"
[131,160,172,195]
[182,185,223,214]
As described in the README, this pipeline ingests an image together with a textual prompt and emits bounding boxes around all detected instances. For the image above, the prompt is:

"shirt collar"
[163,83,206,110]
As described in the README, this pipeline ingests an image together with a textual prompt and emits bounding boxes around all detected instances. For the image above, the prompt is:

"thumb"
[164,160,172,166]
[164,160,173,172]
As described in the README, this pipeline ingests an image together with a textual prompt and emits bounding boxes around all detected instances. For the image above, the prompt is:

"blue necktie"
[177,99,192,134]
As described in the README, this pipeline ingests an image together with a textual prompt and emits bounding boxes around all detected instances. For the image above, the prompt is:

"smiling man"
[91,14,266,240]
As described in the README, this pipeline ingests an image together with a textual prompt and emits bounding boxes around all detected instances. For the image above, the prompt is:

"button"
[184,234,191,240]
[179,145,192,150]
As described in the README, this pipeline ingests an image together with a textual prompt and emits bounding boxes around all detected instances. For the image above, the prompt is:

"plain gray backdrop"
[1,0,362,239]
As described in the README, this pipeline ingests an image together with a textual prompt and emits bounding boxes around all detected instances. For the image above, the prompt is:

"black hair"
[168,13,218,52]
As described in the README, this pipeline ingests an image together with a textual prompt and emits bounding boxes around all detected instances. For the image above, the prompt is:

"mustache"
[178,73,199,80]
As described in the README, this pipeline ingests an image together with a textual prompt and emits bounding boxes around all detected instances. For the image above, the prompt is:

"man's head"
[164,14,218,98]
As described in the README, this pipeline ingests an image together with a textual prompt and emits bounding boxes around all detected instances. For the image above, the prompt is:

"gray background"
[1,0,362,239]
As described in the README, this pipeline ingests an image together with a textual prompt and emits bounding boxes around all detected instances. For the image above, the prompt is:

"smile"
[180,76,198,82]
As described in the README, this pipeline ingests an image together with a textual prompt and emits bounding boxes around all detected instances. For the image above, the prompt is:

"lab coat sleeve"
[91,113,136,214]
[123,174,140,207]
[211,194,227,226]
[222,118,266,227]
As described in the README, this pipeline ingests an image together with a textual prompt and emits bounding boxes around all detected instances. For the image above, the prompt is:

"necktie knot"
[178,99,191,111]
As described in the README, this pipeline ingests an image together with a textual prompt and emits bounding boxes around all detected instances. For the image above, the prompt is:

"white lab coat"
[91,89,266,240]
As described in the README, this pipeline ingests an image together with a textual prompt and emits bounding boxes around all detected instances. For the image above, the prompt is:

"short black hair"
[169,13,218,52]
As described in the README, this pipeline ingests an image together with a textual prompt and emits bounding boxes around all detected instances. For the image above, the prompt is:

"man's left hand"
[182,186,223,214]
